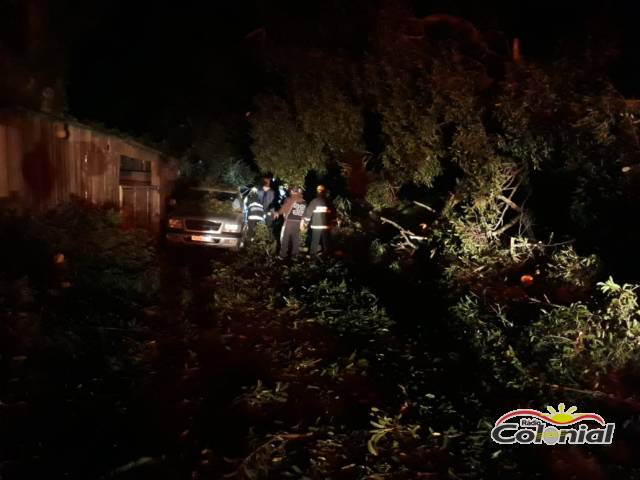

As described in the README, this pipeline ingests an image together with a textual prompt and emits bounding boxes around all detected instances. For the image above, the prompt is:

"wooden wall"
[0,111,178,229]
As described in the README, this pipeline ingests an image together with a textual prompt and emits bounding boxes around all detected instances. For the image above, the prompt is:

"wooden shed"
[0,109,179,230]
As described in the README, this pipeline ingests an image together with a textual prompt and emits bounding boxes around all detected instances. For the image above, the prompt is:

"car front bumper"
[166,231,242,249]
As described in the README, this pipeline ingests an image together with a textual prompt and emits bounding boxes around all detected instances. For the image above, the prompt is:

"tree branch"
[490,215,520,237]
[496,194,522,212]
[413,200,436,213]
[380,217,418,249]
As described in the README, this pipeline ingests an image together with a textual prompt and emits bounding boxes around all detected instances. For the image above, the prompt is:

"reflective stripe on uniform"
[310,225,330,229]
[248,198,264,222]
[313,206,330,213]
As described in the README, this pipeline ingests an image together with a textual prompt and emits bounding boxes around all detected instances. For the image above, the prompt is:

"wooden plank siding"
[0,110,178,230]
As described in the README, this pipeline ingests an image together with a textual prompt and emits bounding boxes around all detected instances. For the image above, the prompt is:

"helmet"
[291,186,302,194]
[316,184,326,193]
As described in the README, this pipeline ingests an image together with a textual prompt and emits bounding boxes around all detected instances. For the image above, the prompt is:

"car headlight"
[223,223,240,233]
[168,218,184,229]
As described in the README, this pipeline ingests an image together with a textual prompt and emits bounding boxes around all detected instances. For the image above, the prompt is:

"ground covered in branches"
[3,206,640,479]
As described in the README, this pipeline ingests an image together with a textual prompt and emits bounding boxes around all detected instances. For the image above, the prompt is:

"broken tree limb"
[490,216,520,237]
[102,456,163,479]
[413,200,436,213]
[380,217,413,235]
[380,216,418,249]
[496,194,522,212]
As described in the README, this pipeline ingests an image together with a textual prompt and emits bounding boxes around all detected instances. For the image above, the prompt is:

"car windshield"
[183,189,237,202]
[175,188,240,214]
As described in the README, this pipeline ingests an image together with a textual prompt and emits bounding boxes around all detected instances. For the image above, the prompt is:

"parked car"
[165,187,246,250]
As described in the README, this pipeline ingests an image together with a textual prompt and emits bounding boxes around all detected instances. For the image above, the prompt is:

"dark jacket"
[304,196,332,229]
[258,188,276,213]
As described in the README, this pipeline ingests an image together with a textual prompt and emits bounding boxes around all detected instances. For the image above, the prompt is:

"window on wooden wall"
[119,155,151,185]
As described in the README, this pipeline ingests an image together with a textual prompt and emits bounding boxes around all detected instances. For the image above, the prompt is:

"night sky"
[65,1,261,140]
[3,0,640,141]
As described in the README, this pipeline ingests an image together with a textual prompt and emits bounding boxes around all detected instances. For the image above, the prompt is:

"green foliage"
[210,157,256,188]
[446,245,640,397]
[0,200,158,479]
[367,407,421,457]
[281,258,393,337]
[331,195,352,226]
[184,120,256,187]
[235,380,289,410]
[287,53,364,154]
[249,5,639,250]
[546,245,600,287]
[11,6,640,477]
[245,222,277,260]
[361,59,444,187]
[250,93,326,185]
[250,47,363,185]
[532,278,640,386]
[559,88,633,233]
[244,13,640,475]
[365,180,398,211]
[450,295,531,391]
[494,66,557,169]
[0,199,159,307]
[369,238,388,263]
[302,277,392,336]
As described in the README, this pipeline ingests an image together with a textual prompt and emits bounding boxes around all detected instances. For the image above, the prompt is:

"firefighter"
[303,184,332,255]
[245,187,264,237]
[258,176,277,233]
[277,186,306,258]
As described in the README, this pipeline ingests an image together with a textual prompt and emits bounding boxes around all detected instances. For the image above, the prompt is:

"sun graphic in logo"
[494,403,606,427]
[542,403,578,425]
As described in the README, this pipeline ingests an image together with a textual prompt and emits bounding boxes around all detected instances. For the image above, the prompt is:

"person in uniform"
[277,186,306,258]
[303,184,332,255]
[245,187,264,238]
[258,176,276,234]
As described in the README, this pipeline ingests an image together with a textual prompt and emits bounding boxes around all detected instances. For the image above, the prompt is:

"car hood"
[170,205,242,223]
[169,211,242,223]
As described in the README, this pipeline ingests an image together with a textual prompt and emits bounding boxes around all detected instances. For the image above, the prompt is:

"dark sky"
[64,1,261,139]
[4,0,640,142]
